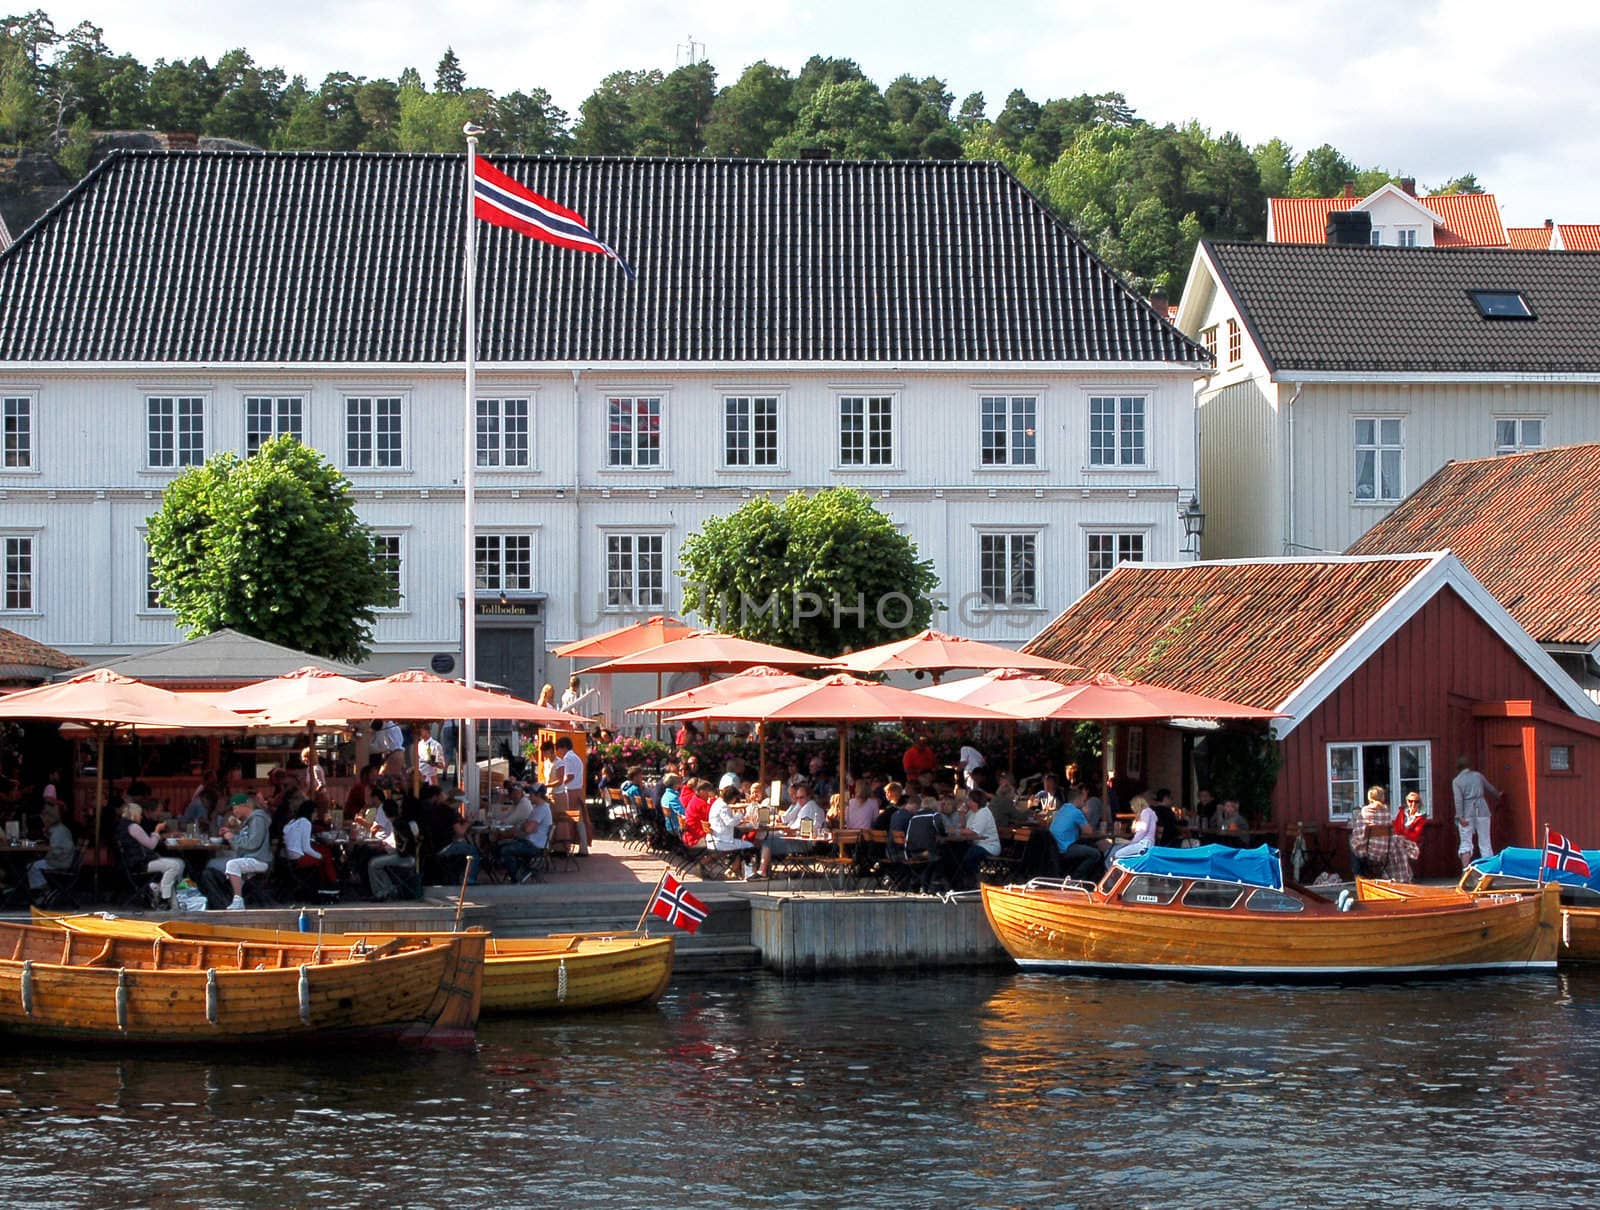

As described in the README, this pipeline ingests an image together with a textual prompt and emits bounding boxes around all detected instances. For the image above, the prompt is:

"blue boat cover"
[1472,847,1600,892]
[1117,843,1283,891]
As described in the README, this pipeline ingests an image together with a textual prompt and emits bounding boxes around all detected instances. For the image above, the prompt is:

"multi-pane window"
[1326,741,1430,821]
[475,533,533,592]
[979,533,1037,607]
[723,396,779,467]
[244,396,303,456]
[1354,417,1404,502]
[606,533,665,609]
[1087,532,1145,585]
[980,396,1038,467]
[141,533,166,612]
[3,397,31,468]
[1088,395,1147,467]
[1201,328,1218,360]
[606,396,662,467]
[1396,229,1418,247]
[1226,319,1242,365]
[147,396,205,468]
[838,395,895,466]
[374,534,403,606]
[477,397,531,468]
[3,535,32,611]
[1494,417,1543,456]
[345,397,404,468]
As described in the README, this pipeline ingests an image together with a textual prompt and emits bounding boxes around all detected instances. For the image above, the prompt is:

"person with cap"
[498,784,553,883]
[116,802,186,909]
[28,800,75,896]
[208,793,272,910]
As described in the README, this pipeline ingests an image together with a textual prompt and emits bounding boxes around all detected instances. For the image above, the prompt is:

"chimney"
[1399,177,1416,197]
[1545,219,1554,229]
[1149,287,1169,315]
[1327,209,1373,245]
[1342,181,1356,199]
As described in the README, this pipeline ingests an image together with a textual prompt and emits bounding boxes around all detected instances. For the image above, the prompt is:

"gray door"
[476,626,541,702]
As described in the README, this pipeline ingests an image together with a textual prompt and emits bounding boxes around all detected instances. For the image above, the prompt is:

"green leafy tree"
[884,74,958,158]
[769,78,891,160]
[494,86,568,153]
[145,437,397,663]
[791,54,866,111]
[704,60,794,157]
[1288,142,1356,197]
[434,47,465,95]
[1252,137,1293,197]
[634,61,715,155]
[678,488,938,658]
[1431,172,1484,194]
[55,109,90,176]
[0,37,39,143]
[146,55,219,131]
[204,48,286,145]
[354,78,401,150]
[573,68,661,154]
[397,79,471,152]
[954,91,985,134]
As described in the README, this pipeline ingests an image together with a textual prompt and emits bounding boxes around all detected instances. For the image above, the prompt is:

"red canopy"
[253,670,589,727]
[670,672,1012,724]
[550,616,697,660]
[585,631,823,677]
[825,629,1081,677]
[912,668,1067,707]
[631,665,815,714]
[0,669,251,729]
[989,673,1284,722]
[210,666,372,714]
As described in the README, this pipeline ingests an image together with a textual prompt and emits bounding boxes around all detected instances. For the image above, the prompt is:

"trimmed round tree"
[146,437,399,663]
[678,487,938,658]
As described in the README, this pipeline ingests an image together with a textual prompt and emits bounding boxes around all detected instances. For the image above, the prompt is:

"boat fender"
[557,957,568,1004]
[1336,889,1352,912]
[1563,911,1571,948]
[115,968,129,1031]
[151,938,162,966]
[205,968,219,1025]
[298,964,312,1025]
[19,960,32,1016]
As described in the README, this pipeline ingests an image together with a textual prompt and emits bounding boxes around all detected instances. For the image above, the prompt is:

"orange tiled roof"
[1508,225,1554,250]
[1348,444,1600,646]
[1268,192,1507,246]
[1558,224,1600,252]
[0,626,81,675]
[1022,557,1435,709]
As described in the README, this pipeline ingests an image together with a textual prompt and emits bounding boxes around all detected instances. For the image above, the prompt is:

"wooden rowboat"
[37,913,673,1013]
[0,919,485,1046]
[982,844,1559,979]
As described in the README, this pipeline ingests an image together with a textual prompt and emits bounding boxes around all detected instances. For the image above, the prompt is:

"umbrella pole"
[1008,722,1016,775]
[838,729,847,823]
[654,673,662,741]
[92,730,106,894]
[758,722,767,792]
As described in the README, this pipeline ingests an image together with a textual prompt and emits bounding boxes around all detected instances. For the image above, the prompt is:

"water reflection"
[4,969,1600,1207]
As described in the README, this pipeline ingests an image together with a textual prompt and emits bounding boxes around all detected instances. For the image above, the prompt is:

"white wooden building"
[0,152,1207,702]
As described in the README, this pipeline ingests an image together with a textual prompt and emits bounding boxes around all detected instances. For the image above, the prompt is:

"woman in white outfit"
[1108,794,1159,865]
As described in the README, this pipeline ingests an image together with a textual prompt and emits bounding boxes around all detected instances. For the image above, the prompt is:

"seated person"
[707,785,756,862]
[1048,786,1107,881]
[28,803,75,896]
[1082,782,1109,834]
[753,781,828,878]
[180,788,215,830]
[659,774,686,836]
[957,788,1002,887]
[436,817,482,885]
[1211,798,1251,841]
[681,779,714,848]
[205,793,273,910]
[886,791,918,859]
[873,782,905,831]
[283,800,339,893]
[843,780,880,830]
[116,802,186,909]
[498,786,554,882]
[1032,773,1063,818]
[368,799,422,900]
[1150,789,1185,847]
[1107,794,1159,865]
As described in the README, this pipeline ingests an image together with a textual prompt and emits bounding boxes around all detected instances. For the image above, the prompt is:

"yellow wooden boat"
[982,844,1559,979]
[0,919,484,1046]
[1358,873,1600,964]
[37,913,674,1013]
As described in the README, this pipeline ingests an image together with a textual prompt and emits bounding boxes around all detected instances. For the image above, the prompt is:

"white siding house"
[0,152,1207,702]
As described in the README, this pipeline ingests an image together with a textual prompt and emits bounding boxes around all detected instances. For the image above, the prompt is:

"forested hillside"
[0,10,1482,289]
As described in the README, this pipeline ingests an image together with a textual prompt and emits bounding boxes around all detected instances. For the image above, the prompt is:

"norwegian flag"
[1544,830,1591,878]
[649,874,710,934]
[473,157,635,280]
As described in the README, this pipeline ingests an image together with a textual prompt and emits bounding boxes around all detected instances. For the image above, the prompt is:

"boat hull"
[981,883,1559,979]
[1358,878,1600,964]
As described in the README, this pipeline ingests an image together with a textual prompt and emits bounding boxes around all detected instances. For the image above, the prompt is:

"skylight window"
[1469,290,1535,320]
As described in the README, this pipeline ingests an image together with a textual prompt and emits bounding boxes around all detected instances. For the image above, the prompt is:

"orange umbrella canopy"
[585,631,823,676]
[631,665,815,714]
[670,672,1013,724]
[254,669,590,727]
[912,667,1068,706]
[0,669,251,729]
[988,673,1285,723]
[551,615,697,661]
[825,629,1082,676]
[211,666,371,714]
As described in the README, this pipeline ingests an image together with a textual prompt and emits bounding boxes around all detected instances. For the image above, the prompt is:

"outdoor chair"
[547,818,580,873]
[35,846,84,910]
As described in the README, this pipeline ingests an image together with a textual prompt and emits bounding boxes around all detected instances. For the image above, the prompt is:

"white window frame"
[242,394,305,456]
[476,394,536,471]
[603,393,666,470]
[2,392,36,472]
[1395,228,1419,247]
[373,530,407,613]
[1086,393,1149,470]
[145,394,207,471]
[1493,416,1544,457]
[1226,319,1242,366]
[1200,327,1218,361]
[1086,529,1147,586]
[1353,416,1405,504]
[603,530,669,611]
[474,531,536,593]
[1325,741,1431,822]
[343,393,408,471]
[2,531,38,614]
[720,392,784,471]
[975,529,1041,610]
[836,392,899,470]
[137,527,172,615]
[977,393,1041,469]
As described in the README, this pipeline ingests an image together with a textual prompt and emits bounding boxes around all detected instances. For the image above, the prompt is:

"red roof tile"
[0,626,81,676]
[1508,225,1554,250]
[1558,224,1600,252]
[1348,444,1600,646]
[1022,557,1436,709]
[1268,192,1507,246]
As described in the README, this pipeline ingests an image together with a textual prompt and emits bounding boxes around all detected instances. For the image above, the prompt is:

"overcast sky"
[60,0,1600,225]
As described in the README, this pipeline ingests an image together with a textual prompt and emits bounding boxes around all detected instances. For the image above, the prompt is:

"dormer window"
[1470,290,1534,320]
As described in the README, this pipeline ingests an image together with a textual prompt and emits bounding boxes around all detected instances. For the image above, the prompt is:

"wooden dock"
[749,891,1007,974]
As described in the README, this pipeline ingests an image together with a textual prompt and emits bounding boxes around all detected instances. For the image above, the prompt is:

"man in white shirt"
[957,738,987,790]
[416,725,445,787]
[754,781,828,878]
[554,736,589,856]
[1452,756,1500,867]
[958,788,1002,888]
[372,720,407,778]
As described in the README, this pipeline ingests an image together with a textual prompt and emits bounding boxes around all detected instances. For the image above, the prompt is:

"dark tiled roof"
[68,628,368,683]
[1207,241,1600,374]
[0,626,81,675]
[1348,444,1600,645]
[1022,557,1435,709]
[0,151,1205,366]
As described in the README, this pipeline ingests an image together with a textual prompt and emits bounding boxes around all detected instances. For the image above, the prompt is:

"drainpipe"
[1192,370,1211,559]
[571,367,583,675]
[1284,382,1303,555]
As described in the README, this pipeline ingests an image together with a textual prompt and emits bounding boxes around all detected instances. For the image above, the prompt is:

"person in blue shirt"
[660,774,686,836]
[1049,786,1107,882]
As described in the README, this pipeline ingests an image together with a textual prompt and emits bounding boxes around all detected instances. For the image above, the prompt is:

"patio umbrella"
[989,673,1285,722]
[0,669,252,887]
[211,665,372,714]
[584,631,823,680]
[914,668,1074,772]
[824,629,1082,683]
[552,616,697,735]
[631,666,816,713]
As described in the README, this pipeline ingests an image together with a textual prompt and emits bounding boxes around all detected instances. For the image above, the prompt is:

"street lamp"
[1179,494,1206,556]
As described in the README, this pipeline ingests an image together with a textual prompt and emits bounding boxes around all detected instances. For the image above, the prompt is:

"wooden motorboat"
[981,844,1559,979]
[37,913,674,1013]
[0,919,485,1045]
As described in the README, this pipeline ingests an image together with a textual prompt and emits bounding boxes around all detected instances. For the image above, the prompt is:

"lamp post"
[1179,493,1206,558]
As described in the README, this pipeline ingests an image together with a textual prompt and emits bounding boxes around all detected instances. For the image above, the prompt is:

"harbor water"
[4,967,1599,1208]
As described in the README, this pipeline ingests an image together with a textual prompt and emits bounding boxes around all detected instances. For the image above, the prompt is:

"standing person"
[415,725,445,787]
[957,735,987,790]
[559,675,584,713]
[553,736,590,856]
[298,745,326,797]
[1452,757,1499,868]
[902,734,937,784]
[1394,791,1427,875]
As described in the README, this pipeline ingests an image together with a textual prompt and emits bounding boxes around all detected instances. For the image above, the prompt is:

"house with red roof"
[0,624,79,687]
[1268,180,1508,248]
[1023,553,1600,877]
[1506,222,1600,252]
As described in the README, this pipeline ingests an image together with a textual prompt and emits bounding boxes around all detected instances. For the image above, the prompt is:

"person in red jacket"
[902,735,937,782]
[1394,792,1428,844]
[680,779,714,847]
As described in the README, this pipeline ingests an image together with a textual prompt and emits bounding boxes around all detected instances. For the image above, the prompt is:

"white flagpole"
[461,123,484,815]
